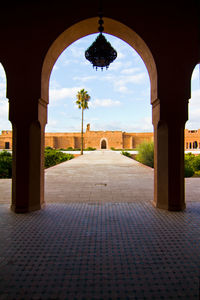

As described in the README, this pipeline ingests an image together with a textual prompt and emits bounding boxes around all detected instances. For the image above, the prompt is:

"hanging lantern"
[85,16,117,71]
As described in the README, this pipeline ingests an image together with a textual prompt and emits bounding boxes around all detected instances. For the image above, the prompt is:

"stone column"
[9,98,47,213]
[152,98,188,211]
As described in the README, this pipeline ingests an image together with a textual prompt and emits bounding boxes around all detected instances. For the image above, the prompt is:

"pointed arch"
[100,138,107,149]
[41,17,157,105]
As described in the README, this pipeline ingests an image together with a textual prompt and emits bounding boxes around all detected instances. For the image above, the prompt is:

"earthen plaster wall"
[1,128,200,150]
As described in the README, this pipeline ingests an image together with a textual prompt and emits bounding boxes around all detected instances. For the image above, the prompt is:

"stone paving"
[0,150,200,299]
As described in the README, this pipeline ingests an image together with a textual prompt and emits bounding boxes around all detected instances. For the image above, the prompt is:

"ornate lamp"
[85,15,117,71]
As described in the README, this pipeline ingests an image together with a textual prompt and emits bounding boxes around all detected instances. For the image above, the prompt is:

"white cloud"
[49,86,82,103]
[109,60,132,71]
[91,117,153,132]
[0,64,6,78]
[0,99,11,130]
[187,89,200,129]
[104,72,148,93]
[73,75,97,82]
[121,67,141,75]
[116,51,125,60]
[0,99,8,117]
[0,63,7,99]
[90,98,121,108]
[191,65,199,81]
[70,46,85,59]
[120,73,147,84]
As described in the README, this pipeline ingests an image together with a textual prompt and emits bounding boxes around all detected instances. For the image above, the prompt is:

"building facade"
[1,125,200,151]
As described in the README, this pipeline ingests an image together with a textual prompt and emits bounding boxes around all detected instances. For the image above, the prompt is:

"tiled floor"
[0,151,199,299]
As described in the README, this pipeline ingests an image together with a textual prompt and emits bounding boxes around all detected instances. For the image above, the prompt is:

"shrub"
[136,141,154,168]
[44,149,74,168]
[192,155,200,171]
[121,151,131,158]
[66,147,74,150]
[85,147,96,151]
[184,160,194,177]
[45,146,53,150]
[184,153,195,177]
[0,151,12,178]
[111,147,115,150]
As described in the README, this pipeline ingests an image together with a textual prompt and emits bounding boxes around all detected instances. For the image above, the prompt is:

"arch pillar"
[9,98,47,213]
[152,98,188,211]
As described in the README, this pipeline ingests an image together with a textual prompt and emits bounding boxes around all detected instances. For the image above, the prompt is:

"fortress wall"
[0,131,12,149]
[124,132,153,148]
[0,136,12,149]
[122,134,132,149]
[74,137,82,148]
[1,128,200,150]
[185,129,200,149]
[53,136,75,149]
[85,131,123,149]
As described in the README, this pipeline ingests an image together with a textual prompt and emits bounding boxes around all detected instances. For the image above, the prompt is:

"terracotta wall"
[185,129,200,149]
[1,129,200,150]
[0,131,12,149]
[124,133,154,148]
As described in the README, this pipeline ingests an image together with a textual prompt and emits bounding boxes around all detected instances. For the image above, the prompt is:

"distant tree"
[76,89,90,155]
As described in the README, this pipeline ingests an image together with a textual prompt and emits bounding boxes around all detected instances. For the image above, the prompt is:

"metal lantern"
[85,16,117,70]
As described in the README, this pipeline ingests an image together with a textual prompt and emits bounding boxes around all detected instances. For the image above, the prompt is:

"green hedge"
[0,149,74,178]
[0,151,12,178]
[121,151,132,158]
[134,142,200,177]
[184,153,195,177]
[136,141,154,168]
[44,149,74,168]
[59,147,96,151]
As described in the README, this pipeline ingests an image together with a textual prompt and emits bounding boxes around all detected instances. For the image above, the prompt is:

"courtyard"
[0,150,200,299]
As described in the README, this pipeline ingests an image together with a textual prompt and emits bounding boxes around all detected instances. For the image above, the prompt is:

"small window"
[5,142,10,149]
[193,141,198,149]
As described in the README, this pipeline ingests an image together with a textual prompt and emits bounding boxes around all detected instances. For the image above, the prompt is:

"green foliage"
[136,141,154,168]
[45,146,53,150]
[194,170,200,177]
[192,155,200,171]
[44,149,74,168]
[121,151,132,158]
[112,148,137,151]
[85,147,96,151]
[0,151,12,178]
[76,89,90,110]
[184,153,195,177]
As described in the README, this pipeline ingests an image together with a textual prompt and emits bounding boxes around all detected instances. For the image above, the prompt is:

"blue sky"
[0,33,199,132]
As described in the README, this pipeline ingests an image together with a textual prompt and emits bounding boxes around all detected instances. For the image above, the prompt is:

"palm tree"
[76,89,90,155]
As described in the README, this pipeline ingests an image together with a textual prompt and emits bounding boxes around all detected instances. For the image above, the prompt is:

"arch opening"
[101,139,107,149]
[41,16,157,210]
[0,63,11,132]
[42,17,157,104]
[185,63,200,153]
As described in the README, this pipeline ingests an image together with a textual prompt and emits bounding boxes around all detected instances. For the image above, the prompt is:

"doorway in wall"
[101,139,107,149]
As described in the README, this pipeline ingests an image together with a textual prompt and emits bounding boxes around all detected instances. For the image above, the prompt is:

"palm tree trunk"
[81,107,83,155]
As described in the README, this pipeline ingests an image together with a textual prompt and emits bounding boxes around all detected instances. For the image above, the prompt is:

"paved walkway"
[0,151,200,299]
[45,150,154,204]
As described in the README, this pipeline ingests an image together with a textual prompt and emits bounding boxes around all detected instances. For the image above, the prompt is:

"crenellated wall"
[1,127,200,150]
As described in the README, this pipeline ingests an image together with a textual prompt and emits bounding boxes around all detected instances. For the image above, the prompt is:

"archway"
[193,141,198,149]
[41,18,157,104]
[0,63,10,131]
[101,139,107,149]
[6,14,196,213]
[41,17,167,210]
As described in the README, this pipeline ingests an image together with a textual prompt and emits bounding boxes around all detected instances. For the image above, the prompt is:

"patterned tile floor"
[0,151,200,299]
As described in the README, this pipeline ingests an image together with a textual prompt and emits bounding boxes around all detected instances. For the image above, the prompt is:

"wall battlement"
[1,126,200,150]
